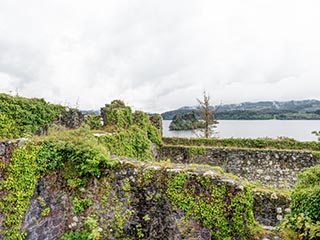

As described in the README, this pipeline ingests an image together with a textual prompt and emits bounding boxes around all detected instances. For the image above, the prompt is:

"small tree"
[312,131,320,141]
[197,91,218,138]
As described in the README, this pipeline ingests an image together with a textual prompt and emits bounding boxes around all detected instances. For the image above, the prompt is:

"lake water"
[162,120,320,141]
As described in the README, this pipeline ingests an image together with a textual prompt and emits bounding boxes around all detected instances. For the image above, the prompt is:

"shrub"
[0,94,63,139]
[283,165,320,239]
[84,114,101,130]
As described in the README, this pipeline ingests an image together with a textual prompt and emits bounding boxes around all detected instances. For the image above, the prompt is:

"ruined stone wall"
[157,146,320,188]
[18,160,288,239]
[0,141,290,239]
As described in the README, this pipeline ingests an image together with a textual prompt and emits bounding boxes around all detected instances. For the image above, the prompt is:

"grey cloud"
[1,0,320,112]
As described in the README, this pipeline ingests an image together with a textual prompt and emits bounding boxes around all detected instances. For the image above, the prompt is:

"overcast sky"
[1,0,320,112]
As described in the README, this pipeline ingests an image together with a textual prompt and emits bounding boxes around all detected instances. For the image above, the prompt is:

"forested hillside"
[162,100,320,120]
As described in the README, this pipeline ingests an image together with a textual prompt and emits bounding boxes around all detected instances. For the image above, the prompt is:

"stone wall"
[18,160,288,239]
[0,141,290,239]
[253,190,289,227]
[157,146,320,188]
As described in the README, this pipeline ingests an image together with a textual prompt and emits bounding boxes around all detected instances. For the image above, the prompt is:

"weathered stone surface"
[21,162,225,239]
[253,190,290,227]
[157,146,320,188]
[21,174,71,240]
[0,141,293,239]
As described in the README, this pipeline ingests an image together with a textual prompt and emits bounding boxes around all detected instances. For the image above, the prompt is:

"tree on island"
[169,111,205,131]
[197,91,218,138]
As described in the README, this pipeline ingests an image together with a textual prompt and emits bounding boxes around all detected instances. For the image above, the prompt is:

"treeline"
[162,108,320,120]
[215,109,320,120]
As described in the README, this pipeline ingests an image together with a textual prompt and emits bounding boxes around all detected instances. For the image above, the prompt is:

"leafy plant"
[0,144,38,239]
[282,165,320,239]
[163,136,320,152]
[0,93,63,139]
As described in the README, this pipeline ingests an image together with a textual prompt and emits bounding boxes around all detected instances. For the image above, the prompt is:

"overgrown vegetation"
[0,126,120,238]
[0,144,38,240]
[0,96,164,239]
[101,100,132,129]
[84,114,101,130]
[167,173,256,239]
[282,165,320,239]
[3,94,320,239]
[61,215,100,240]
[98,101,162,160]
[0,93,63,139]
[163,136,320,152]
[36,126,118,178]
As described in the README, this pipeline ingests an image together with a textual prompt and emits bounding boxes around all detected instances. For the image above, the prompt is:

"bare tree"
[197,91,218,138]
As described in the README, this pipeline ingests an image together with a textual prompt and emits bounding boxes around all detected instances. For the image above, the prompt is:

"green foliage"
[72,197,92,214]
[133,111,162,146]
[186,147,207,158]
[98,106,163,161]
[36,140,66,175]
[163,137,320,152]
[84,114,101,130]
[40,207,51,217]
[0,144,38,240]
[36,126,118,178]
[133,110,150,129]
[98,125,153,161]
[215,109,320,120]
[61,231,89,240]
[85,216,101,240]
[0,93,63,139]
[166,173,255,239]
[169,112,205,131]
[149,114,163,137]
[162,99,320,120]
[0,113,22,139]
[282,165,320,239]
[101,100,132,129]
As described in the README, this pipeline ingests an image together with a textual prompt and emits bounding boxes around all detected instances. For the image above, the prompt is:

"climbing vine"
[0,144,38,239]
[282,165,320,239]
[166,173,255,239]
[0,93,63,139]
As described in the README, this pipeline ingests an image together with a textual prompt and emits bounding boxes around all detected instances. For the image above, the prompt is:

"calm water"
[163,120,320,141]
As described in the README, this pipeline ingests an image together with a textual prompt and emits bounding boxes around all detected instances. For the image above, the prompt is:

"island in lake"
[169,111,206,130]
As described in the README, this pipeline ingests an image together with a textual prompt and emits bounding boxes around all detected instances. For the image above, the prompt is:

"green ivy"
[84,114,101,130]
[163,137,320,152]
[133,111,162,146]
[186,146,207,158]
[282,165,320,239]
[166,173,255,239]
[0,113,22,139]
[0,144,38,239]
[0,93,63,139]
[98,125,154,161]
[61,215,101,240]
[72,197,92,214]
[101,100,132,129]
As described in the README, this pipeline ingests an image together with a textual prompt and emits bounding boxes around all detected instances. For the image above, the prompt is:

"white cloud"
[1,0,320,112]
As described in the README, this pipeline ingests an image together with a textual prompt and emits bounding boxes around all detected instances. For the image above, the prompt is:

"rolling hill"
[161,100,320,120]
